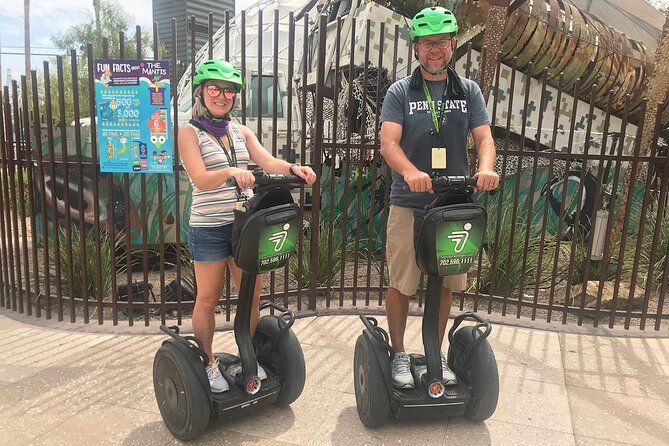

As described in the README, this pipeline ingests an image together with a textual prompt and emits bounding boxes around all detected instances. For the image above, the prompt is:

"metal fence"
[0,7,668,331]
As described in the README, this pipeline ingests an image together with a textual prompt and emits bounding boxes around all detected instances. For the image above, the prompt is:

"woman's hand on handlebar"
[404,169,433,193]
[474,169,499,192]
[289,164,317,185]
[229,167,256,189]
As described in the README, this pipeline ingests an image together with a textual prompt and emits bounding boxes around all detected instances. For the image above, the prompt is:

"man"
[379,6,499,389]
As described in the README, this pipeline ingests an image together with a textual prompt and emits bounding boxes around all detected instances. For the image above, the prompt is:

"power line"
[1,45,62,50]
[1,51,65,56]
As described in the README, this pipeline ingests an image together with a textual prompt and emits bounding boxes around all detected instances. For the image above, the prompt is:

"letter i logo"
[447,223,472,253]
[269,223,290,251]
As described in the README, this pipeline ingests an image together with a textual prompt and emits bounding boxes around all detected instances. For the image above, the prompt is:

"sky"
[1,0,667,83]
[0,0,257,83]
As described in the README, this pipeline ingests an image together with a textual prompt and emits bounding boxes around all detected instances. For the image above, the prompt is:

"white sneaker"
[440,353,457,386]
[391,352,415,389]
[206,359,230,393]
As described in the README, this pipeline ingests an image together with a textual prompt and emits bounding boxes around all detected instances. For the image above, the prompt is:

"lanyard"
[422,78,449,135]
[213,132,238,167]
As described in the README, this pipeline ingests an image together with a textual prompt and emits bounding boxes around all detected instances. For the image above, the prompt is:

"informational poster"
[94,59,172,173]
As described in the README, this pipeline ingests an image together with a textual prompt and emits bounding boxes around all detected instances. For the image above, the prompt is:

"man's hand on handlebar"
[404,169,434,193]
[474,169,499,192]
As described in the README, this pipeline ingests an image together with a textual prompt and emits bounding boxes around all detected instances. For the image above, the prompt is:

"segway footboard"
[391,380,469,419]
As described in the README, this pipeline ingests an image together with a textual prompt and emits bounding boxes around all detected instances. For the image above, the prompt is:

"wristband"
[289,163,300,175]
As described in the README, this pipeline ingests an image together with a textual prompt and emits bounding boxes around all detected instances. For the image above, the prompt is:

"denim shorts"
[188,224,234,263]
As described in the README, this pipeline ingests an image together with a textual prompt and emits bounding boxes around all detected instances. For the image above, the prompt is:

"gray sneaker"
[206,359,230,393]
[391,352,415,388]
[440,353,457,386]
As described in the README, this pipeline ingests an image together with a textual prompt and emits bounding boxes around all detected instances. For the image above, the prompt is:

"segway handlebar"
[431,175,477,193]
[226,168,306,189]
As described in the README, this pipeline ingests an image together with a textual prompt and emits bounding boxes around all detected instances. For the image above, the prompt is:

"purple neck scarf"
[192,115,230,137]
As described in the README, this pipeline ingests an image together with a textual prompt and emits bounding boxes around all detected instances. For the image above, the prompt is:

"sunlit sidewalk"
[0,309,667,445]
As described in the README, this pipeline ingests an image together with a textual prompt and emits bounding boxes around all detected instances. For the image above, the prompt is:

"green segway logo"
[258,222,297,271]
[436,221,483,276]
[447,222,472,253]
[269,225,289,251]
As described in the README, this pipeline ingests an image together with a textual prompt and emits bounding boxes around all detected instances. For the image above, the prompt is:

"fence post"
[309,14,327,310]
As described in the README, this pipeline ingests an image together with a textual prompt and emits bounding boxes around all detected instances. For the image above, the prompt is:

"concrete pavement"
[0,308,667,445]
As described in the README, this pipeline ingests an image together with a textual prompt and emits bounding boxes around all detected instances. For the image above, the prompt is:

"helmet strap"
[420,62,449,78]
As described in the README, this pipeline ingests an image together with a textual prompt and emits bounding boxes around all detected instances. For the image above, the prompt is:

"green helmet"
[410,7,459,41]
[193,59,243,91]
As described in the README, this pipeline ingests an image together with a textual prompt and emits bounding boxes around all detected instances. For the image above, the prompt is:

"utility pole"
[24,0,30,78]
[0,33,4,93]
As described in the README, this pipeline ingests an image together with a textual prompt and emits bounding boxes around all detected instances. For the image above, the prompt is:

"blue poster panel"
[94,59,173,173]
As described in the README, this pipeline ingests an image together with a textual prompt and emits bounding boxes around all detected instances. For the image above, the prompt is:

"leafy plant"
[627,195,669,291]
[45,226,127,299]
[1,168,32,217]
[557,227,621,286]
[287,216,377,289]
[476,208,557,297]
[161,242,195,290]
[289,220,342,288]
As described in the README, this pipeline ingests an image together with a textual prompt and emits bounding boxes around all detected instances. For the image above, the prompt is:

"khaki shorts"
[386,205,467,296]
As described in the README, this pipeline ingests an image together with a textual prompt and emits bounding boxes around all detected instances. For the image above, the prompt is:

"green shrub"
[289,220,346,288]
[628,196,669,291]
[287,216,380,289]
[161,242,195,290]
[476,208,557,297]
[45,226,127,299]
[1,167,32,217]
[558,229,621,286]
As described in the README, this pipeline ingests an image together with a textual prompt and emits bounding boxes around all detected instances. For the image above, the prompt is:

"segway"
[354,175,499,427]
[153,169,307,441]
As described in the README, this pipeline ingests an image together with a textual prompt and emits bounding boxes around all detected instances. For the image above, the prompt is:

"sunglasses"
[206,84,237,99]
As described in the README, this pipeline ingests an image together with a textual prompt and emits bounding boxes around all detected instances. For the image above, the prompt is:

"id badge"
[431,147,447,170]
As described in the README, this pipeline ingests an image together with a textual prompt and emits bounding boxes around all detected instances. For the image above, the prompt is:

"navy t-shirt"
[380,66,490,209]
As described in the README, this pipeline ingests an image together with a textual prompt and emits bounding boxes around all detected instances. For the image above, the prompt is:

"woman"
[179,59,317,392]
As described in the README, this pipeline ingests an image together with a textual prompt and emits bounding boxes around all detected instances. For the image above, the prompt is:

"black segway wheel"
[448,325,499,422]
[254,315,306,406]
[153,342,211,441]
[353,335,390,427]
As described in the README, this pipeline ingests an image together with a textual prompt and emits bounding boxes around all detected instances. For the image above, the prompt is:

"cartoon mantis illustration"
[117,136,129,154]
[149,75,163,92]
[148,108,168,148]
[98,99,119,121]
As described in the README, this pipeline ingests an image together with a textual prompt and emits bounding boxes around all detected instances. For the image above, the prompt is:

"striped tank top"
[185,123,252,227]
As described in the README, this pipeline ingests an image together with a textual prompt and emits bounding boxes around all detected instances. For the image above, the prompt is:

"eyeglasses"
[206,84,237,99]
[416,39,452,52]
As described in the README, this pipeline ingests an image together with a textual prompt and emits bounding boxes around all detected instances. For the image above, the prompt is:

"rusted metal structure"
[454,0,661,124]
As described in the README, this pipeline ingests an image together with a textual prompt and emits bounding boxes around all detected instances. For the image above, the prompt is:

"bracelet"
[288,163,300,175]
